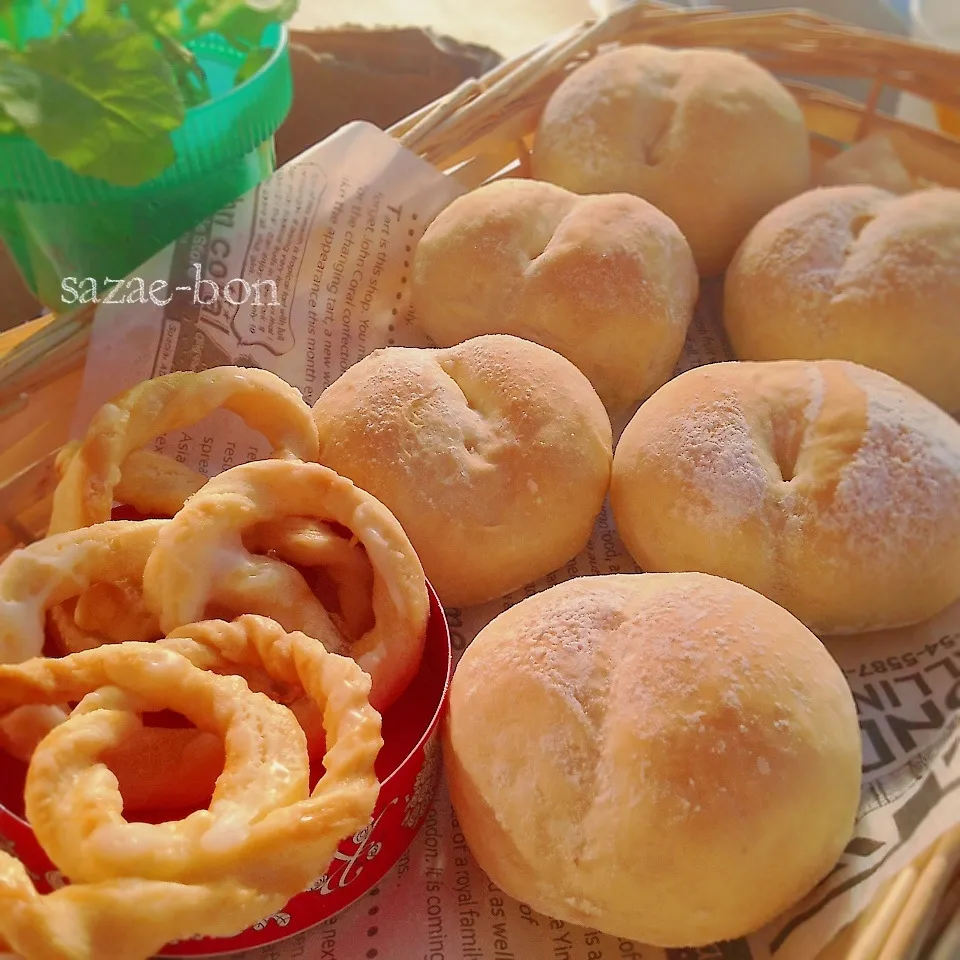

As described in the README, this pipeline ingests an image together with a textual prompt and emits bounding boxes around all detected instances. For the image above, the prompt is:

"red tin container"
[0,584,453,956]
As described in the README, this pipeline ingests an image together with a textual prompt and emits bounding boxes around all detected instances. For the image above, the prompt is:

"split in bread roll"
[312,335,612,608]
[531,44,811,277]
[412,178,699,412]
[610,359,960,635]
[444,572,862,947]
[724,185,960,413]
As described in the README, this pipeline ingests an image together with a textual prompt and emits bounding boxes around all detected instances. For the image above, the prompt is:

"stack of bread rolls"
[307,39,960,952]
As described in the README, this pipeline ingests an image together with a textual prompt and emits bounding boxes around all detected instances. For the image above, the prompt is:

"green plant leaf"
[8,12,185,185]
[0,105,20,135]
[183,0,298,49]
[0,2,20,51]
[122,1,210,109]
[235,44,272,84]
[167,53,210,107]
[0,58,40,127]
[125,0,182,36]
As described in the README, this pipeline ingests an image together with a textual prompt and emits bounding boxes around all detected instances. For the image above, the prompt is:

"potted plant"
[0,0,296,309]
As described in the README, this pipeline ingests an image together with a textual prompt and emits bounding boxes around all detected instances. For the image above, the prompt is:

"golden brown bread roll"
[312,335,612,607]
[444,572,862,946]
[610,359,960,635]
[531,44,811,277]
[412,178,698,411]
[724,185,960,413]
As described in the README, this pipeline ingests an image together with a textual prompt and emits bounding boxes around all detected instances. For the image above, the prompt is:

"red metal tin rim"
[380,579,453,794]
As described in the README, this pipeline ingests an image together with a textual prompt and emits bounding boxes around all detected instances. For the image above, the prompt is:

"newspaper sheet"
[73,121,960,960]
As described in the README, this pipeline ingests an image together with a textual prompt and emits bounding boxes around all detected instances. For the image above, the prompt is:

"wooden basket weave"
[1,3,959,957]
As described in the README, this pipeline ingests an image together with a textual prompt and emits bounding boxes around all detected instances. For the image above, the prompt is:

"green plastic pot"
[0,18,292,309]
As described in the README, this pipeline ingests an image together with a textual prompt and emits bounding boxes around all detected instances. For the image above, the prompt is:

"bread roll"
[531,45,811,277]
[412,178,698,411]
[312,335,612,607]
[445,572,861,947]
[815,135,915,195]
[610,360,960,635]
[724,185,960,413]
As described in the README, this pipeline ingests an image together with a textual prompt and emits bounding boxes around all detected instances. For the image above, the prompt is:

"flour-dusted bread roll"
[815,135,916,195]
[312,335,612,607]
[611,360,960,635]
[724,185,960,413]
[412,178,698,412]
[531,45,811,277]
[445,573,861,947]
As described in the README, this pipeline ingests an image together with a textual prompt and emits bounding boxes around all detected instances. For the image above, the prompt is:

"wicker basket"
[1,3,959,957]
